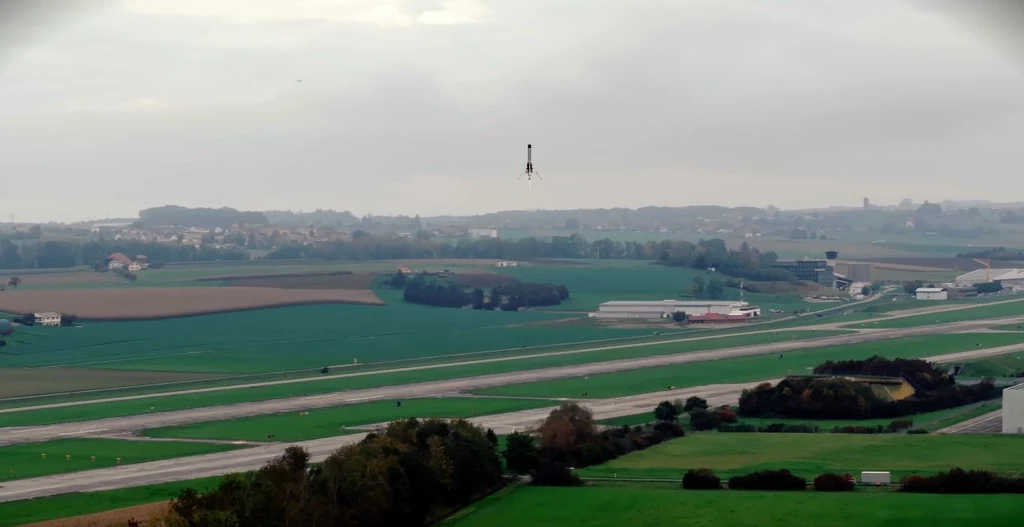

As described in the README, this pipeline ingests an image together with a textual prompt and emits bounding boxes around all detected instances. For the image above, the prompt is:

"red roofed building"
[107,253,146,272]
[687,313,749,325]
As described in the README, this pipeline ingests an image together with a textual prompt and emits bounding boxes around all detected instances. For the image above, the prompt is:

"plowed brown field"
[18,501,169,527]
[0,287,382,320]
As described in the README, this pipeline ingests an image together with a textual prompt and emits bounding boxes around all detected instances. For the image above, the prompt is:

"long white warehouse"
[589,300,761,319]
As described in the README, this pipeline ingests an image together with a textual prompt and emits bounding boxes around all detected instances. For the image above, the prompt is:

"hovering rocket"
[518,144,541,187]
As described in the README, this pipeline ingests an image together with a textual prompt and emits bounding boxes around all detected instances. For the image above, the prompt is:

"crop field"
[0,367,221,399]
[0,438,244,481]
[0,286,384,320]
[576,433,1024,480]
[134,259,501,285]
[0,476,222,527]
[473,332,1024,399]
[846,299,1024,329]
[447,485,1024,527]
[216,271,378,290]
[0,331,845,426]
[0,271,129,291]
[144,397,557,442]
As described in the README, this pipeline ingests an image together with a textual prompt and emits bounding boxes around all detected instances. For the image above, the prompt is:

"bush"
[682,468,721,490]
[907,428,929,434]
[531,460,581,487]
[814,472,855,492]
[887,419,914,432]
[713,406,738,423]
[728,469,806,491]
[653,420,685,438]
[832,425,885,434]
[900,468,1024,494]
[689,409,720,431]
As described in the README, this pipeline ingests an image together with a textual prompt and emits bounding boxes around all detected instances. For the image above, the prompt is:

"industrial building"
[770,259,835,287]
[1002,383,1024,435]
[956,268,1024,290]
[915,287,948,301]
[33,312,62,326]
[590,300,761,320]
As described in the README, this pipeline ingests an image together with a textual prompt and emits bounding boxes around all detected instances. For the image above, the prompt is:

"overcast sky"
[2,0,1024,222]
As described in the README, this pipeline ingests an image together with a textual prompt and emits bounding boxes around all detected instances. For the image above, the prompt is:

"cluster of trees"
[902,468,1024,494]
[718,419,915,434]
[139,205,269,228]
[165,418,503,527]
[739,357,1000,420]
[690,277,726,299]
[400,273,569,310]
[0,238,247,270]
[654,396,736,431]
[682,468,856,492]
[503,403,685,486]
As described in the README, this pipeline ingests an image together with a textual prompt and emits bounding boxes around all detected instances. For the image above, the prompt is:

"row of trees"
[504,403,686,485]
[267,234,793,282]
[739,357,1001,420]
[166,418,503,527]
[0,238,247,270]
[139,205,269,228]
[683,468,858,492]
[902,468,1024,494]
[400,273,569,310]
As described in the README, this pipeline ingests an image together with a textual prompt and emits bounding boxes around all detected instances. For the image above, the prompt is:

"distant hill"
[139,206,268,228]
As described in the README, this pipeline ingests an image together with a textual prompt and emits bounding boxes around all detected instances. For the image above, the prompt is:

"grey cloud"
[2,0,1024,221]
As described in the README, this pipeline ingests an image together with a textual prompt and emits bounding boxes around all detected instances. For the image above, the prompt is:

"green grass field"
[0,438,244,481]
[445,485,1024,527]
[144,397,557,442]
[993,323,1024,331]
[0,330,844,426]
[0,476,222,527]
[960,351,1024,378]
[846,299,1024,329]
[473,333,1024,399]
[576,433,1024,480]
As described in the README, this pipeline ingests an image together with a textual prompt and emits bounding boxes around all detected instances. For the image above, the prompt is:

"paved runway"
[936,410,1003,434]
[5,319,1019,447]
[0,383,748,502]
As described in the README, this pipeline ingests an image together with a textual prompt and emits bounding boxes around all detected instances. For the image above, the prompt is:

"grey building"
[770,259,835,286]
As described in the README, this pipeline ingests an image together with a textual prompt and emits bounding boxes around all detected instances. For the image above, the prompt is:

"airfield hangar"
[589,300,761,320]
[1003,383,1024,435]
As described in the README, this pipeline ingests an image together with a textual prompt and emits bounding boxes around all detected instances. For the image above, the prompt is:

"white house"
[34,312,62,326]
[915,287,948,300]
[496,261,519,268]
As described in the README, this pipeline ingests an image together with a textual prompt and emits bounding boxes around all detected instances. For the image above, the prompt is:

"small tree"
[861,285,871,296]
[671,311,687,323]
[486,428,499,447]
[688,409,720,431]
[503,432,540,474]
[8,277,21,290]
[654,401,679,421]
[683,396,708,413]
[682,468,721,490]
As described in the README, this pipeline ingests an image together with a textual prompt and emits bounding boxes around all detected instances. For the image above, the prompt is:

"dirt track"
[0,286,383,319]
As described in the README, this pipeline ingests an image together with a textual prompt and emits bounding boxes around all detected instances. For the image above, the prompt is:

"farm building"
[468,228,498,239]
[495,261,519,268]
[1003,383,1024,435]
[769,259,835,287]
[915,287,948,300]
[590,300,761,320]
[956,269,1024,290]
[106,253,148,272]
[33,312,62,326]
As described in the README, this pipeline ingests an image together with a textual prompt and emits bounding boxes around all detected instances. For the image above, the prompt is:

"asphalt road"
[0,383,750,503]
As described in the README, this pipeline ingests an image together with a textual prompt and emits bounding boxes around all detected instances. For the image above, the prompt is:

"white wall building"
[34,312,62,326]
[956,269,1024,290]
[590,300,760,319]
[915,287,948,300]
[468,228,498,239]
[495,261,519,268]
[1002,384,1024,434]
